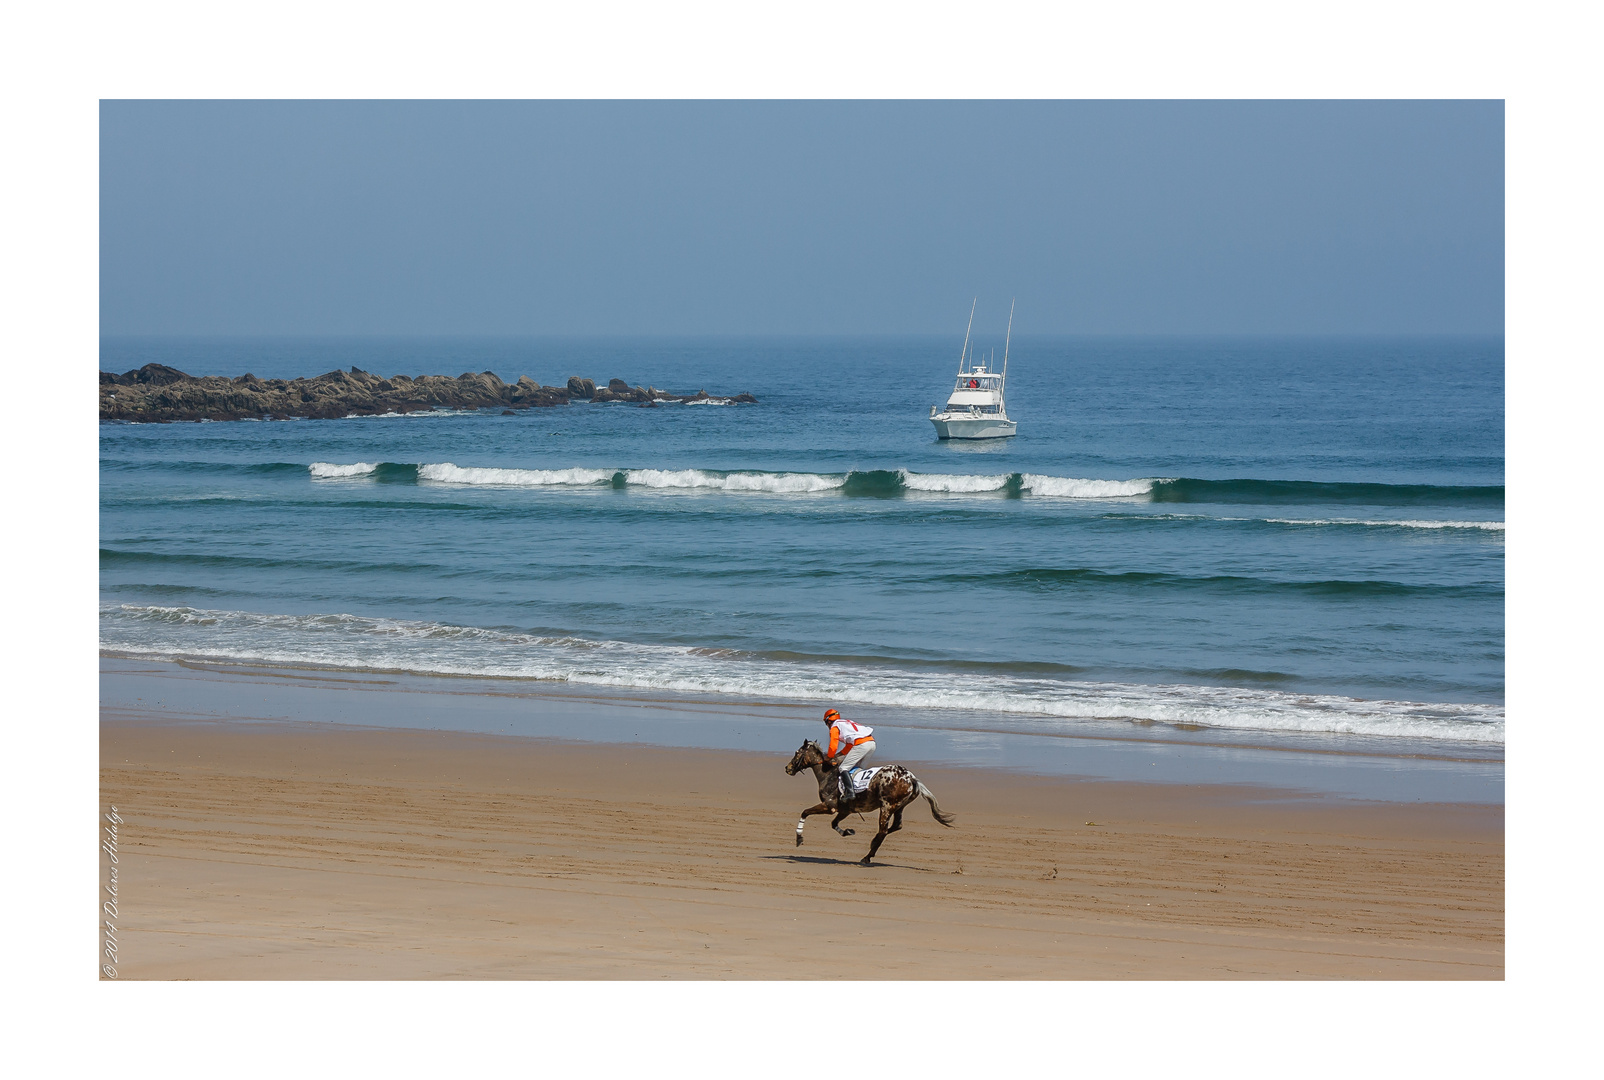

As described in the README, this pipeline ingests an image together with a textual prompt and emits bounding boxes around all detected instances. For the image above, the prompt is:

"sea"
[99,335,1505,794]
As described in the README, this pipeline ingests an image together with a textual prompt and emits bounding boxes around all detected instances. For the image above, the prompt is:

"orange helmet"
[823,709,840,722]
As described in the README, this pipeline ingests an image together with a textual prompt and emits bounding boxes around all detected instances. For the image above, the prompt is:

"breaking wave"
[1025,475,1154,498]
[100,604,1505,744]
[300,462,1157,499]
[417,463,617,487]
[309,461,379,478]
[297,462,1503,508]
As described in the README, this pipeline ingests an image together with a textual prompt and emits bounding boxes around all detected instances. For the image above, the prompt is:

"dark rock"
[501,409,516,416]
[100,366,754,423]
[133,363,188,386]
[733,393,758,403]
[509,376,569,408]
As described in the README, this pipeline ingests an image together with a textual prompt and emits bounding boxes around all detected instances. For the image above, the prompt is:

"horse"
[784,739,955,865]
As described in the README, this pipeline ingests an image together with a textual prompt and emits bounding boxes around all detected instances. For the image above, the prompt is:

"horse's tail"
[916,780,956,827]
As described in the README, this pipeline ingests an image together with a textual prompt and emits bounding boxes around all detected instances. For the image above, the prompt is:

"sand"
[98,715,1503,979]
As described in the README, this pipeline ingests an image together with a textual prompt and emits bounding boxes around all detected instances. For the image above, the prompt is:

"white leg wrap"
[796,819,806,833]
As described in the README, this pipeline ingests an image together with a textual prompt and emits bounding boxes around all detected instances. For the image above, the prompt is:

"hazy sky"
[100,100,1503,336]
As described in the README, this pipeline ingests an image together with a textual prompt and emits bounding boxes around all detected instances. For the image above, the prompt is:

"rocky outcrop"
[100,364,757,423]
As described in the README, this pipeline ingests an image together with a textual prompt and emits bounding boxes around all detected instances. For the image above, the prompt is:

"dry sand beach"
[100,699,1502,980]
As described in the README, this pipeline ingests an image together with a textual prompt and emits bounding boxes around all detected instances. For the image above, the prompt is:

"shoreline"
[99,710,1504,979]
[101,654,1505,805]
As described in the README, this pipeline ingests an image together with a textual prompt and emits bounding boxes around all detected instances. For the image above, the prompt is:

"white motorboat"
[930,300,1018,440]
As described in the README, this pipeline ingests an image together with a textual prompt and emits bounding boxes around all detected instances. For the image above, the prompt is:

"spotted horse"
[784,739,956,865]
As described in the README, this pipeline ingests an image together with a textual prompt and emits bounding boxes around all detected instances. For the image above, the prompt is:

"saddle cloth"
[845,766,884,793]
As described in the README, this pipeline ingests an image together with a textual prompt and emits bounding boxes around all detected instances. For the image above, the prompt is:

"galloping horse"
[784,739,955,865]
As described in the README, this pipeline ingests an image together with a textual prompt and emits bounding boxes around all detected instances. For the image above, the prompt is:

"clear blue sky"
[100,100,1503,336]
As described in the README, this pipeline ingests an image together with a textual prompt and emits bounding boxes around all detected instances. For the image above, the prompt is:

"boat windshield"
[954,376,1002,390]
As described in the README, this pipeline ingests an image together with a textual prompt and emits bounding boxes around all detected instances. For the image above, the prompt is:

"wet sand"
[99,714,1503,979]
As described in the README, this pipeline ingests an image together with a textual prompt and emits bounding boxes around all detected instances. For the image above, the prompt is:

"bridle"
[784,740,823,776]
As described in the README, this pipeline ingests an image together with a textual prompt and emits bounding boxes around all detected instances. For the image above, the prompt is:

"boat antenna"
[1001,298,1014,410]
[959,298,976,373]
[1002,299,1014,378]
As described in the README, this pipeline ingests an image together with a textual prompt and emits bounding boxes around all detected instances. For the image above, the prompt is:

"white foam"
[1266,518,1506,531]
[308,461,379,478]
[101,604,1505,745]
[1023,475,1156,499]
[345,408,482,419]
[899,470,1010,493]
[418,463,615,487]
[622,469,845,493]
[312,462,1175,500]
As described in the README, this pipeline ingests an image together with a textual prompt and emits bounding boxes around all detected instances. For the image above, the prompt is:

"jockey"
[822,708,875,801]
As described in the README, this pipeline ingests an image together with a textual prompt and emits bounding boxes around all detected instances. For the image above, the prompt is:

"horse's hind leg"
[861,807,896,866]
[881,783,913,840]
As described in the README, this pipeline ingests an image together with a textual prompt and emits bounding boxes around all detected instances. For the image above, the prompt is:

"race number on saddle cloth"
[843,765,883,793]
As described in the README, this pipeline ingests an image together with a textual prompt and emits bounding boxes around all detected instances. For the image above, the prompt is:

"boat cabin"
[942,363,1004,411]
[952,371,1003,393]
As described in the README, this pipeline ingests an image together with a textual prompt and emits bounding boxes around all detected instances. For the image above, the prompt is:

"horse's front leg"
[796,802,831,846]
[830,808,856,838]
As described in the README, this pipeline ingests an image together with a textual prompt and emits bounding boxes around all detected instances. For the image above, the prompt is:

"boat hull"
[932,415,1017,440]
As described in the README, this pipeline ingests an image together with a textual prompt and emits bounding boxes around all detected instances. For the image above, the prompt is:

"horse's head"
[785,739,823,775]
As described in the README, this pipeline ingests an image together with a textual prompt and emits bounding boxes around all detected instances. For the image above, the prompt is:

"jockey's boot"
[839,768,855,804]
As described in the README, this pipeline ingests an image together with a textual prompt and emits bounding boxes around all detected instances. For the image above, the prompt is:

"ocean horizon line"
[101,330,1508,346]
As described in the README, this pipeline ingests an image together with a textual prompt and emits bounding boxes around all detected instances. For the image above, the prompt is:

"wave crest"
[1024,474,1155,498]
[622,469,844,492]
[297,462,1503,510]
[418,464,616,486]
[309,461,379,478]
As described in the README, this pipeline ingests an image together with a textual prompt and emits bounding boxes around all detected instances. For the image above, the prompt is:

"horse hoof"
[795,836,803,847]
[841,829,855,837]
[858,857,873,867]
